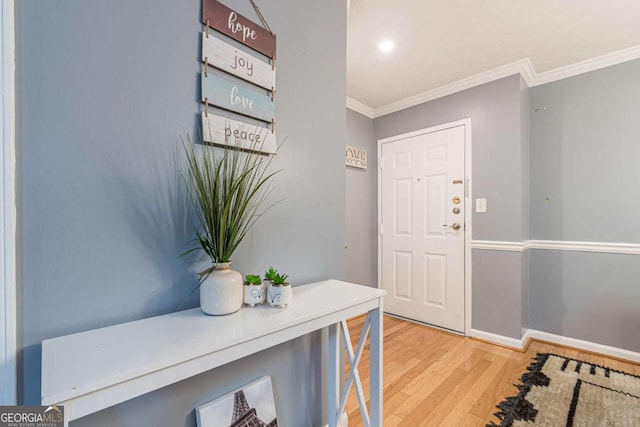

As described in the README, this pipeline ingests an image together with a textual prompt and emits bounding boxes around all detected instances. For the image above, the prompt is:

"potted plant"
[243,274,266,307]
[182,135,278,315]
[267,273,293,308]
[263,266,279,285]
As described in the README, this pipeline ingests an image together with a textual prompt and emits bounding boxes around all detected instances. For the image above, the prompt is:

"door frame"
[1,0,17,405]
[377,118,472,335]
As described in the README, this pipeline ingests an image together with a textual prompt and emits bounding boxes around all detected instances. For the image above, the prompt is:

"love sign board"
[201,73,275,123]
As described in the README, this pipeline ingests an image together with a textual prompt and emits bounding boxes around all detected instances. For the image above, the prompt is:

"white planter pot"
[267,283,293,308]
[243,282,266,307]
[200,263,243,315]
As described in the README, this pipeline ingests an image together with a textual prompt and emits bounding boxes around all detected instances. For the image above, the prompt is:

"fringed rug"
[489,353,640,427]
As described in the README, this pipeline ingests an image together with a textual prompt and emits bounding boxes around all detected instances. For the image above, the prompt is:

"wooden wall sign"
[346,145,367,169]
[202,33,275,91]
[203,0,276,58]
[201,73,275,123]
[201,112,276,154]
[200,0,276,154]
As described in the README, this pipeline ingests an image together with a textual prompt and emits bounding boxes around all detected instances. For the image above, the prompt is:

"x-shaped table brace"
[328,306,383,427]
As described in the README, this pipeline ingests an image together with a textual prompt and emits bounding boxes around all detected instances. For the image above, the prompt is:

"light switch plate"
[476,198,487,213]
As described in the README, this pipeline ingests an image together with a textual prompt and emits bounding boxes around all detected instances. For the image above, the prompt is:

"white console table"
[41,280,386,426]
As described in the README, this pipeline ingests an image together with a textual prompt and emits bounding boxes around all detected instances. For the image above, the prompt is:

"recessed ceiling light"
[378,39,394,53]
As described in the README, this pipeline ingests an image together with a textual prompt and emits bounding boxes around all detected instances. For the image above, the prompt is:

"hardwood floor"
[344,315,640,427]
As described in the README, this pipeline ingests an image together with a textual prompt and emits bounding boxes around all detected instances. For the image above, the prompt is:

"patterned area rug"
[489,353,640,427]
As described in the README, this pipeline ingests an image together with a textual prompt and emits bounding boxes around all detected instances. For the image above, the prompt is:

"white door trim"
[377,119,473,335]
[1,0,17,405]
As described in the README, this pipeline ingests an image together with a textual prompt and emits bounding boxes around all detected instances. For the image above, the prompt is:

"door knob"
[442,223,461,231]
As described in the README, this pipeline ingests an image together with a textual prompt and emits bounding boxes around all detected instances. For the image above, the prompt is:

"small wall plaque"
[346,145,367,169]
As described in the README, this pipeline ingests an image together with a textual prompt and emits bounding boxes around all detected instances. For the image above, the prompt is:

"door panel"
[424,174,447,237]
[393,251,413,300]
[381,124,466,332]
[393,178,413,236]
[424,253,446,308]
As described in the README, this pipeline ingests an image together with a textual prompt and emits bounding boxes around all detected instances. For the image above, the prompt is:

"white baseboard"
[470,328,640,364]
[527,330,640,364]
[469,329,527,350]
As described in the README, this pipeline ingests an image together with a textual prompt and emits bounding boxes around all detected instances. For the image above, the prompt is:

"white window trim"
[1,0,17,405]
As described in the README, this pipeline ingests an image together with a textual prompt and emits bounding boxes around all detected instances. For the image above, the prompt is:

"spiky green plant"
[264,266,279,282]
[244,274,262,285]
[182,135,279,264]
[271,273,289,286]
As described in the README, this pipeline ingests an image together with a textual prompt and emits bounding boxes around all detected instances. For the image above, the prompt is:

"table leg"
[369,305,383,426]
[328,323,340,427]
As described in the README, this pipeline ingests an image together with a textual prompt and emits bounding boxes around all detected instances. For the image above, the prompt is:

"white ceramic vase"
[243,282,266,307]
[200,263,243,315]
[267,283,293,308]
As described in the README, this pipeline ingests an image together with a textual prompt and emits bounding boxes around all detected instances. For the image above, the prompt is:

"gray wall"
[529,250,640,352]
[16,0,346,425]
[529,59,640,351]
[530,59,640,242]
[520,77,531,333]
[369,59,640,347]
[345,108,377,287]
[373,75,529,338]
[471,250,523,338]
[374,75,526,242]
[350,57,640,348]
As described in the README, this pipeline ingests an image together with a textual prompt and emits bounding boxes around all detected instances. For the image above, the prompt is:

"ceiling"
[347,0,640,111]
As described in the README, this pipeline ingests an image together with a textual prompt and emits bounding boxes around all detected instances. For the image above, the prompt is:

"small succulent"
[271,273,289,286]
[264,267,279,282]
[244,274,262,285]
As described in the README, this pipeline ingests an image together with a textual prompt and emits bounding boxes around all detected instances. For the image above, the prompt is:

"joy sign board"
[203,0,276,58]
[202,33,275,91]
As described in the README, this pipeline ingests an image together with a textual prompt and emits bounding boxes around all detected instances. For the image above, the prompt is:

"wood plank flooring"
[344,315,640,427]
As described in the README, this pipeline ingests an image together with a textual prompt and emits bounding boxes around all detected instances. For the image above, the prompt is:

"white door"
[380,124,466,332]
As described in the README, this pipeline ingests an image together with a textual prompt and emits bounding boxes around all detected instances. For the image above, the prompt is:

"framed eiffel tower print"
[196,376,278,426]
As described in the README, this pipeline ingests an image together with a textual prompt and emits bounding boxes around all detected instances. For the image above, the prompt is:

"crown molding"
[346,97,375,119]
[348,45,640,119]
[374,59,535,118]
[532,45,640,87]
